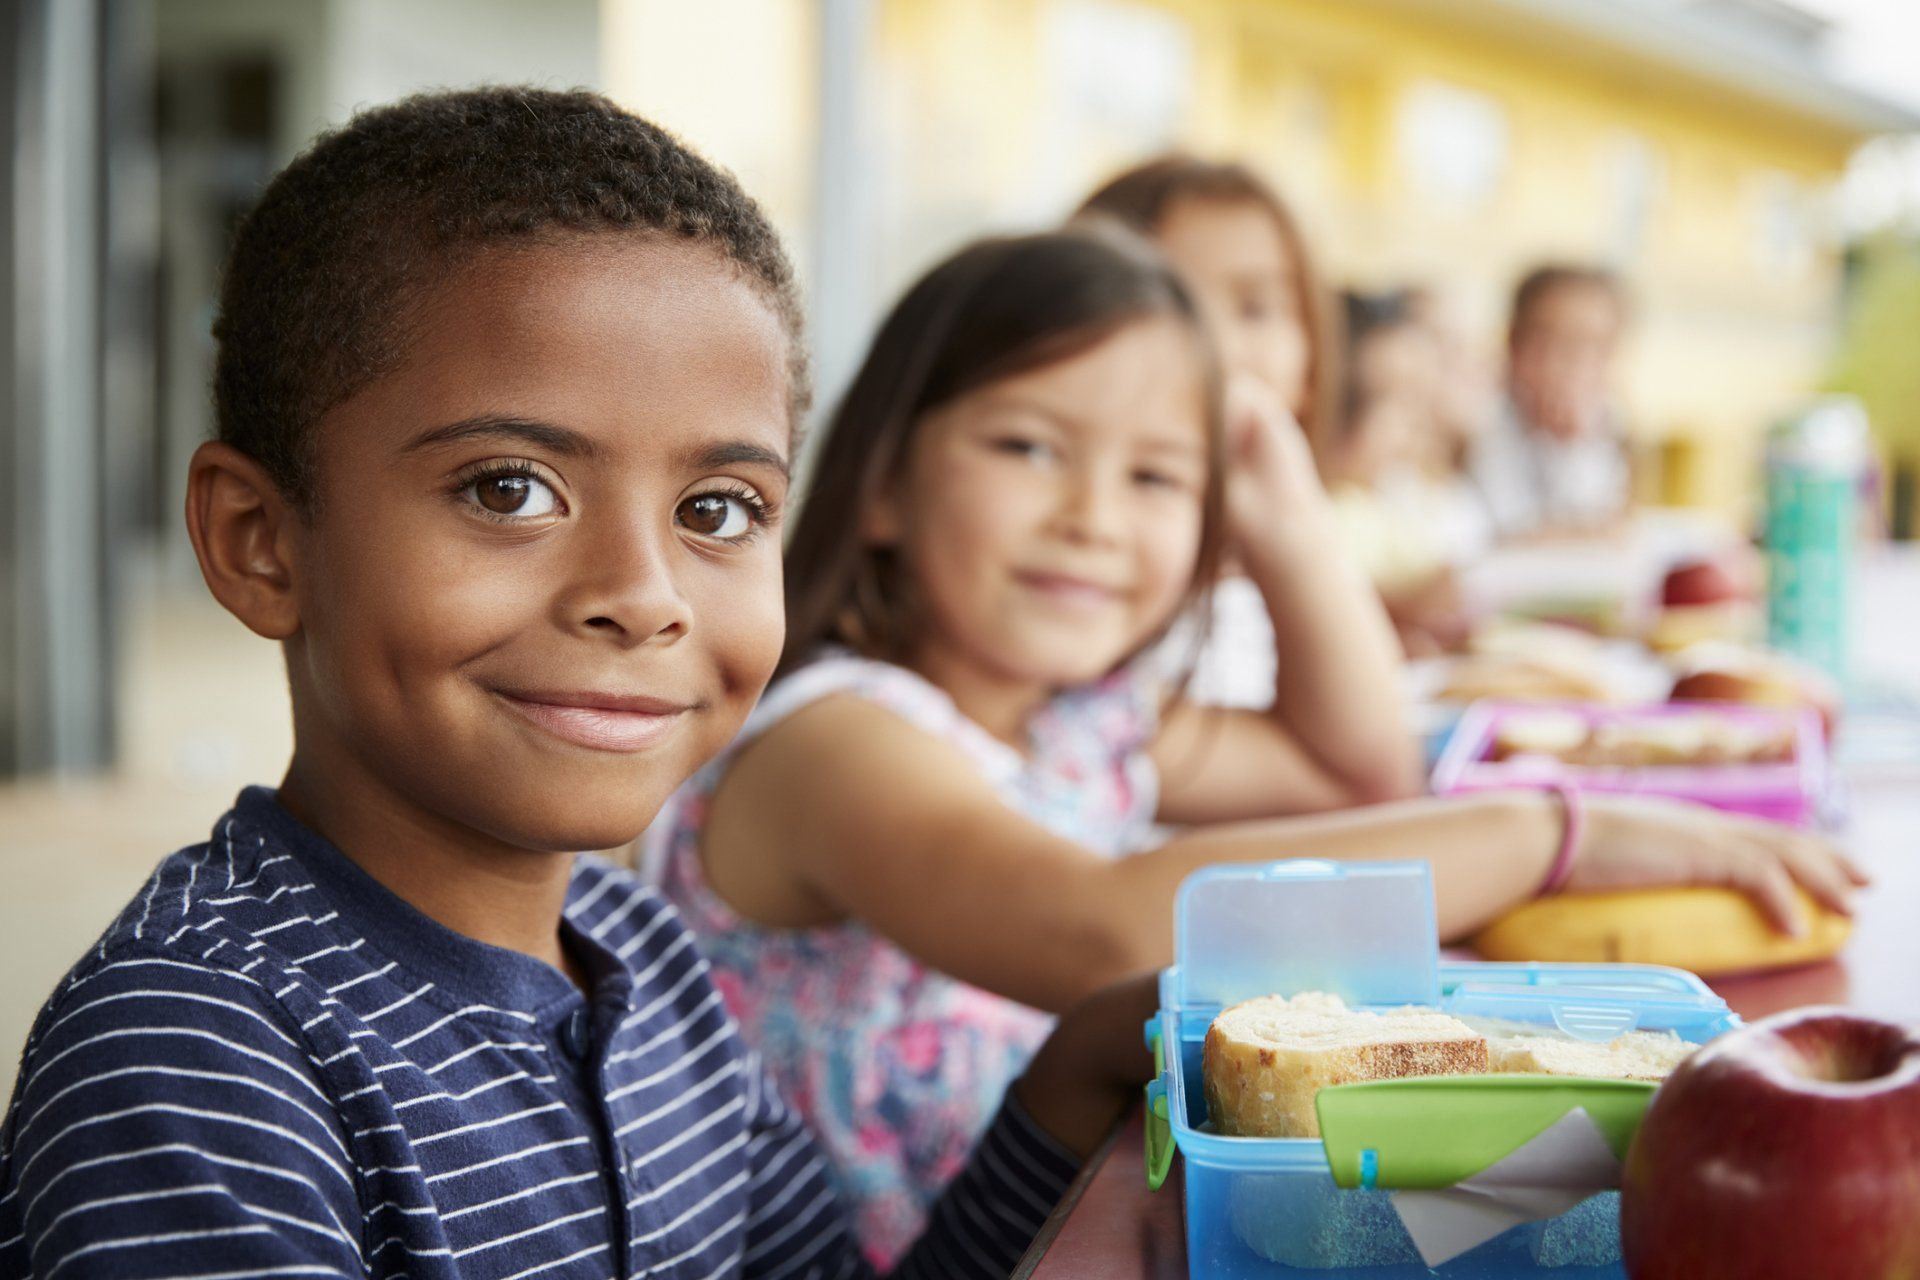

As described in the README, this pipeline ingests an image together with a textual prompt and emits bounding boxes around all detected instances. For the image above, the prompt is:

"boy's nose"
[558,517,693,646]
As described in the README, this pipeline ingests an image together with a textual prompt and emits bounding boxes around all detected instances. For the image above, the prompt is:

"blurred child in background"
[1471,264,1633,540]
[1077,156,1340,452]
[1324,289,1489,655]
[1404,282,1500,477]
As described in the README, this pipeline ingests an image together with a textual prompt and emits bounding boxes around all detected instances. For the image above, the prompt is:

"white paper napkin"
[1387,1107,1623,1268]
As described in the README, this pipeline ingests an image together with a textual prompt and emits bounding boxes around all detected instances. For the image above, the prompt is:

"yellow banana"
[1474,886,1850,977]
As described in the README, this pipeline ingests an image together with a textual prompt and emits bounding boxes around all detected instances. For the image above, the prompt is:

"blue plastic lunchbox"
[1143,860,1738,1278]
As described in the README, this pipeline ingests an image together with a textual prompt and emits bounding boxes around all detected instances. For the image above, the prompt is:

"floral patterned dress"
[647,648,1161,1267]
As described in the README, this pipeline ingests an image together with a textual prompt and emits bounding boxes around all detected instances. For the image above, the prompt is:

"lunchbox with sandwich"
[1143,859,1738,1278]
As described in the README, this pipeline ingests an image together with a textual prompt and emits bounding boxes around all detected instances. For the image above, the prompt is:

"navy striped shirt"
[0,787,1076,1279]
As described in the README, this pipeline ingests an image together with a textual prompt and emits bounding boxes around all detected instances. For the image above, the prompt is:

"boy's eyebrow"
[402,415,604,459]
[688,441,790,479]
[401,419,787,477]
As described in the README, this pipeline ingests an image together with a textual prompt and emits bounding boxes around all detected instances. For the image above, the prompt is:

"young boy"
[1469,264,1631,540]
[0,88,1148,1279]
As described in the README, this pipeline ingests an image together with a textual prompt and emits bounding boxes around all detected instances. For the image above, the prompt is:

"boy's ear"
[184,441,303,641]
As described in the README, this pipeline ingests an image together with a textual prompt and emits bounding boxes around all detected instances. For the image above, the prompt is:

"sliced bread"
[1487,1028,1696,1080]
[1203,992,1488,1139]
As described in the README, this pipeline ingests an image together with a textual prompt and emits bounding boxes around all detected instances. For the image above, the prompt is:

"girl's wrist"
[1536,784,1583,897]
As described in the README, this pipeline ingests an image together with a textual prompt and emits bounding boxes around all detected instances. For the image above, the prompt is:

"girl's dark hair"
[780,226,1227,678]
[1077,154,1342,460]
[213,86,805,511]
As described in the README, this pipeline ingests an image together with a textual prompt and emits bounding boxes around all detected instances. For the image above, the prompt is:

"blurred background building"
[3,0,1917,1091]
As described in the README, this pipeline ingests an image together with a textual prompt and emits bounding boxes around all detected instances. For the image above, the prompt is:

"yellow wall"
[601,0,819,266]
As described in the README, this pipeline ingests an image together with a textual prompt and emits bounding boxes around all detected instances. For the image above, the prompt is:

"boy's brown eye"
[477,476,533,514]
[678,492,755,540]
[462,471,559,519]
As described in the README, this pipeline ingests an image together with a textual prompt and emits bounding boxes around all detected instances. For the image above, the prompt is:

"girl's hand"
[1222,373,1336,558]
[1012,973,1160,1159]
[1564,795,1870,934]
[1384,568,1472,656]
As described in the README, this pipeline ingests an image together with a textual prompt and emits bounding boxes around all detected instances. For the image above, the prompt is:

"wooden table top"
[1016,767,1920,1279]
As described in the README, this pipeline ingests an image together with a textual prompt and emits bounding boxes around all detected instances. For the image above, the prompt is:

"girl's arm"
[1152,381,1421,824]
[701,694,1863,1014]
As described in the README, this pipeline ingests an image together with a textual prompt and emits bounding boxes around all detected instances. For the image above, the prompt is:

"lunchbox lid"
[1171,859,1439,1010]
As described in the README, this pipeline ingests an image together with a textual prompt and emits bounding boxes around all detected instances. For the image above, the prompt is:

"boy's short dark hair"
[1508,263,1626,342]
[213,86,807,509]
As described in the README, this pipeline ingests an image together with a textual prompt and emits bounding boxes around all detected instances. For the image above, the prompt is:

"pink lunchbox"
[1430,701,1827,826]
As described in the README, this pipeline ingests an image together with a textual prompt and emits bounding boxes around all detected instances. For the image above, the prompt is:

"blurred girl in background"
[1324,288,1490,655]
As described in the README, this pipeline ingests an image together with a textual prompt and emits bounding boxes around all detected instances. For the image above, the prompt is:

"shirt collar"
[230,785,627,1020]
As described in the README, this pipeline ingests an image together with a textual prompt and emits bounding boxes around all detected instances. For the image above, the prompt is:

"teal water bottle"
[1764,396,1869,686]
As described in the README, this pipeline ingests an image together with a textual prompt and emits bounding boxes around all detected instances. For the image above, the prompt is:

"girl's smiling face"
[281,237,792,854]
[874,315,1209,693]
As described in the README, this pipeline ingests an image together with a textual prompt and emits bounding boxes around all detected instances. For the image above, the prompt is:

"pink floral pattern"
[648,648,1160,1267]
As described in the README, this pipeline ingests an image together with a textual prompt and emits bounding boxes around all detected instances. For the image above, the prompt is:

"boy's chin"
[503,818,654,858]
[461,781,671,857]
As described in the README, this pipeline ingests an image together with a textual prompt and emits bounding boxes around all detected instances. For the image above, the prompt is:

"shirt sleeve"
[736,1055,1079,1280]
[0,950,365,1279]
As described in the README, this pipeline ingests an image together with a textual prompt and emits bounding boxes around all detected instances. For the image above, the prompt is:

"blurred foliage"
[1829,234,1920,456]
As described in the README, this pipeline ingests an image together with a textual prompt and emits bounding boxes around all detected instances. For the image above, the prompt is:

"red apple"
[1662,558,1747,608]
[1621,1007,1920,1280]
[1670,668,1776,704]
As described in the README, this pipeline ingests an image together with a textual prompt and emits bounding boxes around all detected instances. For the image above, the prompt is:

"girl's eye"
[678,491,760,540]
[1134,468,1180,490]
[992,436,1057,464]
[1238,284,1299,325]
[465,471,559,519]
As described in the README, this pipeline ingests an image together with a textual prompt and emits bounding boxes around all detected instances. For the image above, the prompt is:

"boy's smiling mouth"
[491,687,697,753]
